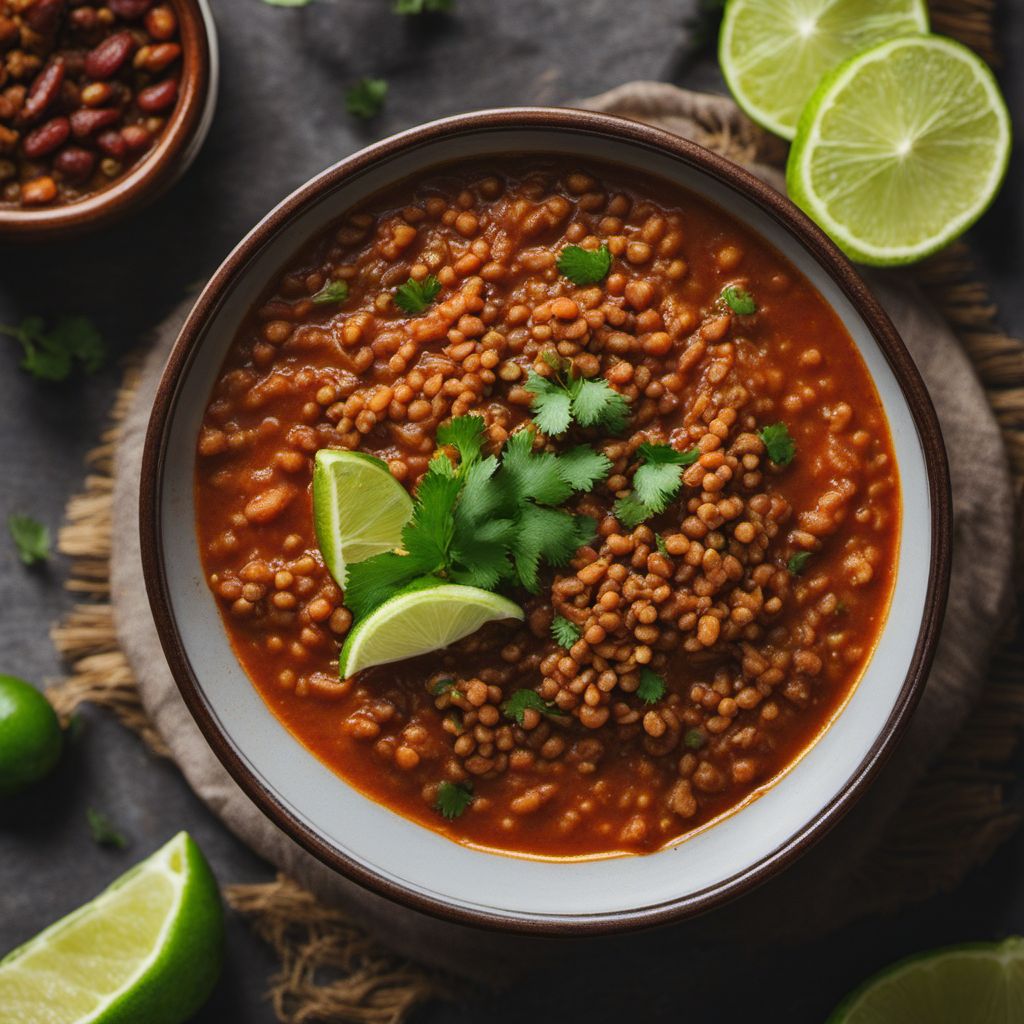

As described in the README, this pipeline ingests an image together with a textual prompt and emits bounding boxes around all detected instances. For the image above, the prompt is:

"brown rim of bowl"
[0,0,210,241]
[140,106,952,937]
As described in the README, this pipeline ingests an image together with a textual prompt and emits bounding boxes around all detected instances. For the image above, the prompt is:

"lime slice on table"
[0,831,223,1024]
[828,936,1024,1023]
[339,583,524,677]
[787,34,1012,266]
[313,449,413,588]
[719,0,928,140]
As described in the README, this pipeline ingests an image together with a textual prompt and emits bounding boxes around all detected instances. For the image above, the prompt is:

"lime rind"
[787,34,1012,266]
[313,449,413,589]
[339,583,524,677]
[827,936,1024,1023]
[719,0,929,140]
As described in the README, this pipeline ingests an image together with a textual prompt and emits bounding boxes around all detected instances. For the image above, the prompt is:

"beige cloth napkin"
[113,86,1014,975]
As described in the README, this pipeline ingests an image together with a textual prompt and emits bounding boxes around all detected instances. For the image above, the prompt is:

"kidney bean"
[132,42,180,73]
[109,0,152,19]
[83,30,135,79]
[70,105,120,137]
[69,6,99,30]
[144,4,176,39]
[54,144,96,180]
[136,76,176,113]
[18,59,64,124]
[95,128,127,157]
[120,123,150,150]
[22,115,70,158]
[21,175,58,204]
[80,81,112,106]
[23,0,66,34]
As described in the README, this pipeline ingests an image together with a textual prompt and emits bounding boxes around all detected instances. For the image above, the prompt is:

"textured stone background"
[1,1,1021,1020]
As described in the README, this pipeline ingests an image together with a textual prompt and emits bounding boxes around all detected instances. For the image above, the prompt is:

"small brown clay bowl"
[0,0,217,241]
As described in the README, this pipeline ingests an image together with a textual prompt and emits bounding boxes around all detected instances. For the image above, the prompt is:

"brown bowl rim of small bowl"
[139,106,952,936]
[0,0,212,241]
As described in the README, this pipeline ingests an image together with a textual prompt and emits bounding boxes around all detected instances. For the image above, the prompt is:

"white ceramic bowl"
[141,109,951,934]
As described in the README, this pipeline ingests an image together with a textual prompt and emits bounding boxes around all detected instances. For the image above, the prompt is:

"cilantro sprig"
[525,354,630,437]
[1,315,105,382]
[435,780,473,820]
[556,244,613,286]
[759,422,796,466]
[787,551,812,575]
[343,417,608,618]
[551,615,581,648]
[636,668,666,705]
[613,442,700,528]
[502,689,567,726]
[721,284,757,315]
[312,280,349,306]
[8,514,50,566]
[394,275,441,315]
[345,77,388,119]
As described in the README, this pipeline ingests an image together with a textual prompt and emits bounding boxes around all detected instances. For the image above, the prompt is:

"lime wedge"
[828,937,1024,1023]
[0,831,223,1024]
[787,34,1012,265]
[339,583,523,677]
[719,0,928,140]
[313,449,413,588]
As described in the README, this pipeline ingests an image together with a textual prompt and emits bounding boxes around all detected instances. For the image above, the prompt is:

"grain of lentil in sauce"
[195,160,900,858]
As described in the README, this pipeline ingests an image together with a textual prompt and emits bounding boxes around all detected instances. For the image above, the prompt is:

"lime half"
[787,34,1012,265]
[0,831,223,1024]
[719,0,928,140]
[339,583,523,677]
[313,449,413,589]
[829,936,1024,1023]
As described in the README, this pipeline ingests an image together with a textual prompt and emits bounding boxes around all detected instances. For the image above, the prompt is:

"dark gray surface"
[1,2,1021,1021]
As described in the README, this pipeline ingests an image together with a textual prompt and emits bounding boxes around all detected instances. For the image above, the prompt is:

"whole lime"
[0,674,63,797]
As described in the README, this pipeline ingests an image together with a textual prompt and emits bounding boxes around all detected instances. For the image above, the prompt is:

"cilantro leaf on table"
[8,514,50,566]
[636,668,666,705]
[86,808,127,849]
[613,442,700,527]
[721,284,757,315]
[1,316,105,383]
[312,280,349,305]
[556,244,612,286]
[551,615,581,649]
[759,422,796,466]
[394,0,452,11]
[502,689,567,726]
[525,362,630,437]
[435,780,473,820]
[394,275,441,315]
[345,77,388,119]
[787,551,812,575]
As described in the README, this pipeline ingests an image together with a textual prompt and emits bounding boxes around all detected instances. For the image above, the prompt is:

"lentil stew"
[194,158,900,859]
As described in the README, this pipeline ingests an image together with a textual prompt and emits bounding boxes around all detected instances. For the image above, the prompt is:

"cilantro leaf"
[555,445,612,493]
[86,808,127,849]
[394,0,452,11]
[571,377,629,433]
[636,668,666,705]
[502,689,567,726]
[721,284,757,315]
[655,534,669,555]
[524,373,573,436]
[513,506,593,592]
[399,459,461,568]
[684,728,705,750]
[787,551,812,575]
[1,316,106,382]
[8,514,50,566]
[612,443,700,527]
[435,780,473,820]
[431,677,458,696]
[312,280,349,306]
[345,77,388,119]
[551,615,581,648]
[437,415,485,467]
[344,555,439,620]
[759,422,796,466]
[394,275,441,315]
[612,494,651,530]
[556,244,612,286]
[525,367,630,437]
[501,430,572,507]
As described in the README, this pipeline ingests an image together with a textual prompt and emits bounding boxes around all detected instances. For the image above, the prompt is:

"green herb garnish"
[86,808,127,849]
[613,442,700,528]
[525,355,630,437]
[394,275,441,315]
[502,689,567,726]
[759,422,796,466]
[787,551,812,575]
[435,780,473,820]
[556,244,613,286]
[551,615,581,649]
[636,668,666,705]
[8,514,49,566]
[394,0,452,11]
[655,534,669,555]
[721,284,757,315]
[1,316,105,382]
[345,77,388,119]
[312,280,350,306]
[431,677,458,696]
[684,728,705,750]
